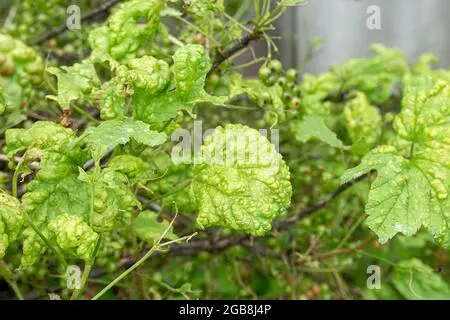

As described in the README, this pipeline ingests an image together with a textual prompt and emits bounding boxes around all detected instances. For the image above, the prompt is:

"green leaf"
[133,44,226,127]
[343,91,382,155]
[412,54,450,83]
[5,121,76,156]
[108,155,151,180]
[47,214,99,260]
[5,122,96,267]
[186,0,217,19]
[341,77,450,245]
[298,72,341,117]
[21,228,51,269]
[392,259,450,300]
[5,121,88,182]
[80,168,140,232]
[93,78,127,120]
[228,74,286,123]
[229,73,266,106]
[331,44,408,104]
[89,0,164,61]
[20,176,90,268]
[193,124,292,236]
[47,60,100,109]
[149,157,198,213]
[78,118,167,161]
[133,211,177,244]
[119,56,170,95]
[0,192,23,258]
[290,115,348,149]
[0,33,45,111]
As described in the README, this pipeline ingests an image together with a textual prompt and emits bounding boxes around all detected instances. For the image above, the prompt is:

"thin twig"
[207,28,263,77]
[89,173,369,279]
[32,0,124,45]
[273,173,369,231]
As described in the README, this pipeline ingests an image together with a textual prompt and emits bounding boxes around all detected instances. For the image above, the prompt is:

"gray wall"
[277,0,450,74]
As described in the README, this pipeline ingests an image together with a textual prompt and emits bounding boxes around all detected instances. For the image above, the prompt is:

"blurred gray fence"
[276,0,450,74]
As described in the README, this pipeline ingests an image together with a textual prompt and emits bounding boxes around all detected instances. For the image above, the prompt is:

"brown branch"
[32,0,124,45]
[89,173,369,279]
[207,28,263,77]
[310,237,375,261]
[273,173,370,231]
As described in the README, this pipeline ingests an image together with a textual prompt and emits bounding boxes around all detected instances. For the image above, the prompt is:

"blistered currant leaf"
[133,211,177,245]
[47,214,99,261]
[0,192,23,258]
[331,44,408,104]
[0,33,45,111]
[133,45,226,126]
[88,26,112,63]
[20,176,90,268]
[290,115,348,149]
[5,121,76,155]
[6,121,88,182]
[173,44,209,93]
[193,124,292,236]
[298,72,341,116]
[21,227,52,269]
[108,155,151,180]
[228,74,284,121]
[19,177,90,268]
[120,56,170,95]
[186,0,217,19]
[412,54,450,83]
[90,0,164,61]
[47,60,100,109]
[341,77,450,245]
[93,78,127,120]
[79,168,140,232]
[229,73,267,106]
[413,54,439,74]
[343,91,382,155]
[149,160,198,213]
[392,259,450,300]
[77,118,167,161]
[5,122,92,267]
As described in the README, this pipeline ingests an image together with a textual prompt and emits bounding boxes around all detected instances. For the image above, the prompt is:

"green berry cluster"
[259,60,301,110]
[3,0,67,42]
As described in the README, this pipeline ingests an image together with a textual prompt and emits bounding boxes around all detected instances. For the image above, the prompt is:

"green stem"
[0,261,24,300]
[88,164,100,227]
[92,245,157,300]
[261,0,271,21]
[335,213,367,249]
[92,230,194,300]
[71,235,102,300]
[234,0,250,21]
[253,0,260,21]
[8,279,24,300]
[73,105,100,124]
[409,142,415,159]
[173,16,220,46]
[167,34,184,47]
[147,180,192,203]
[11,165,20,198]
